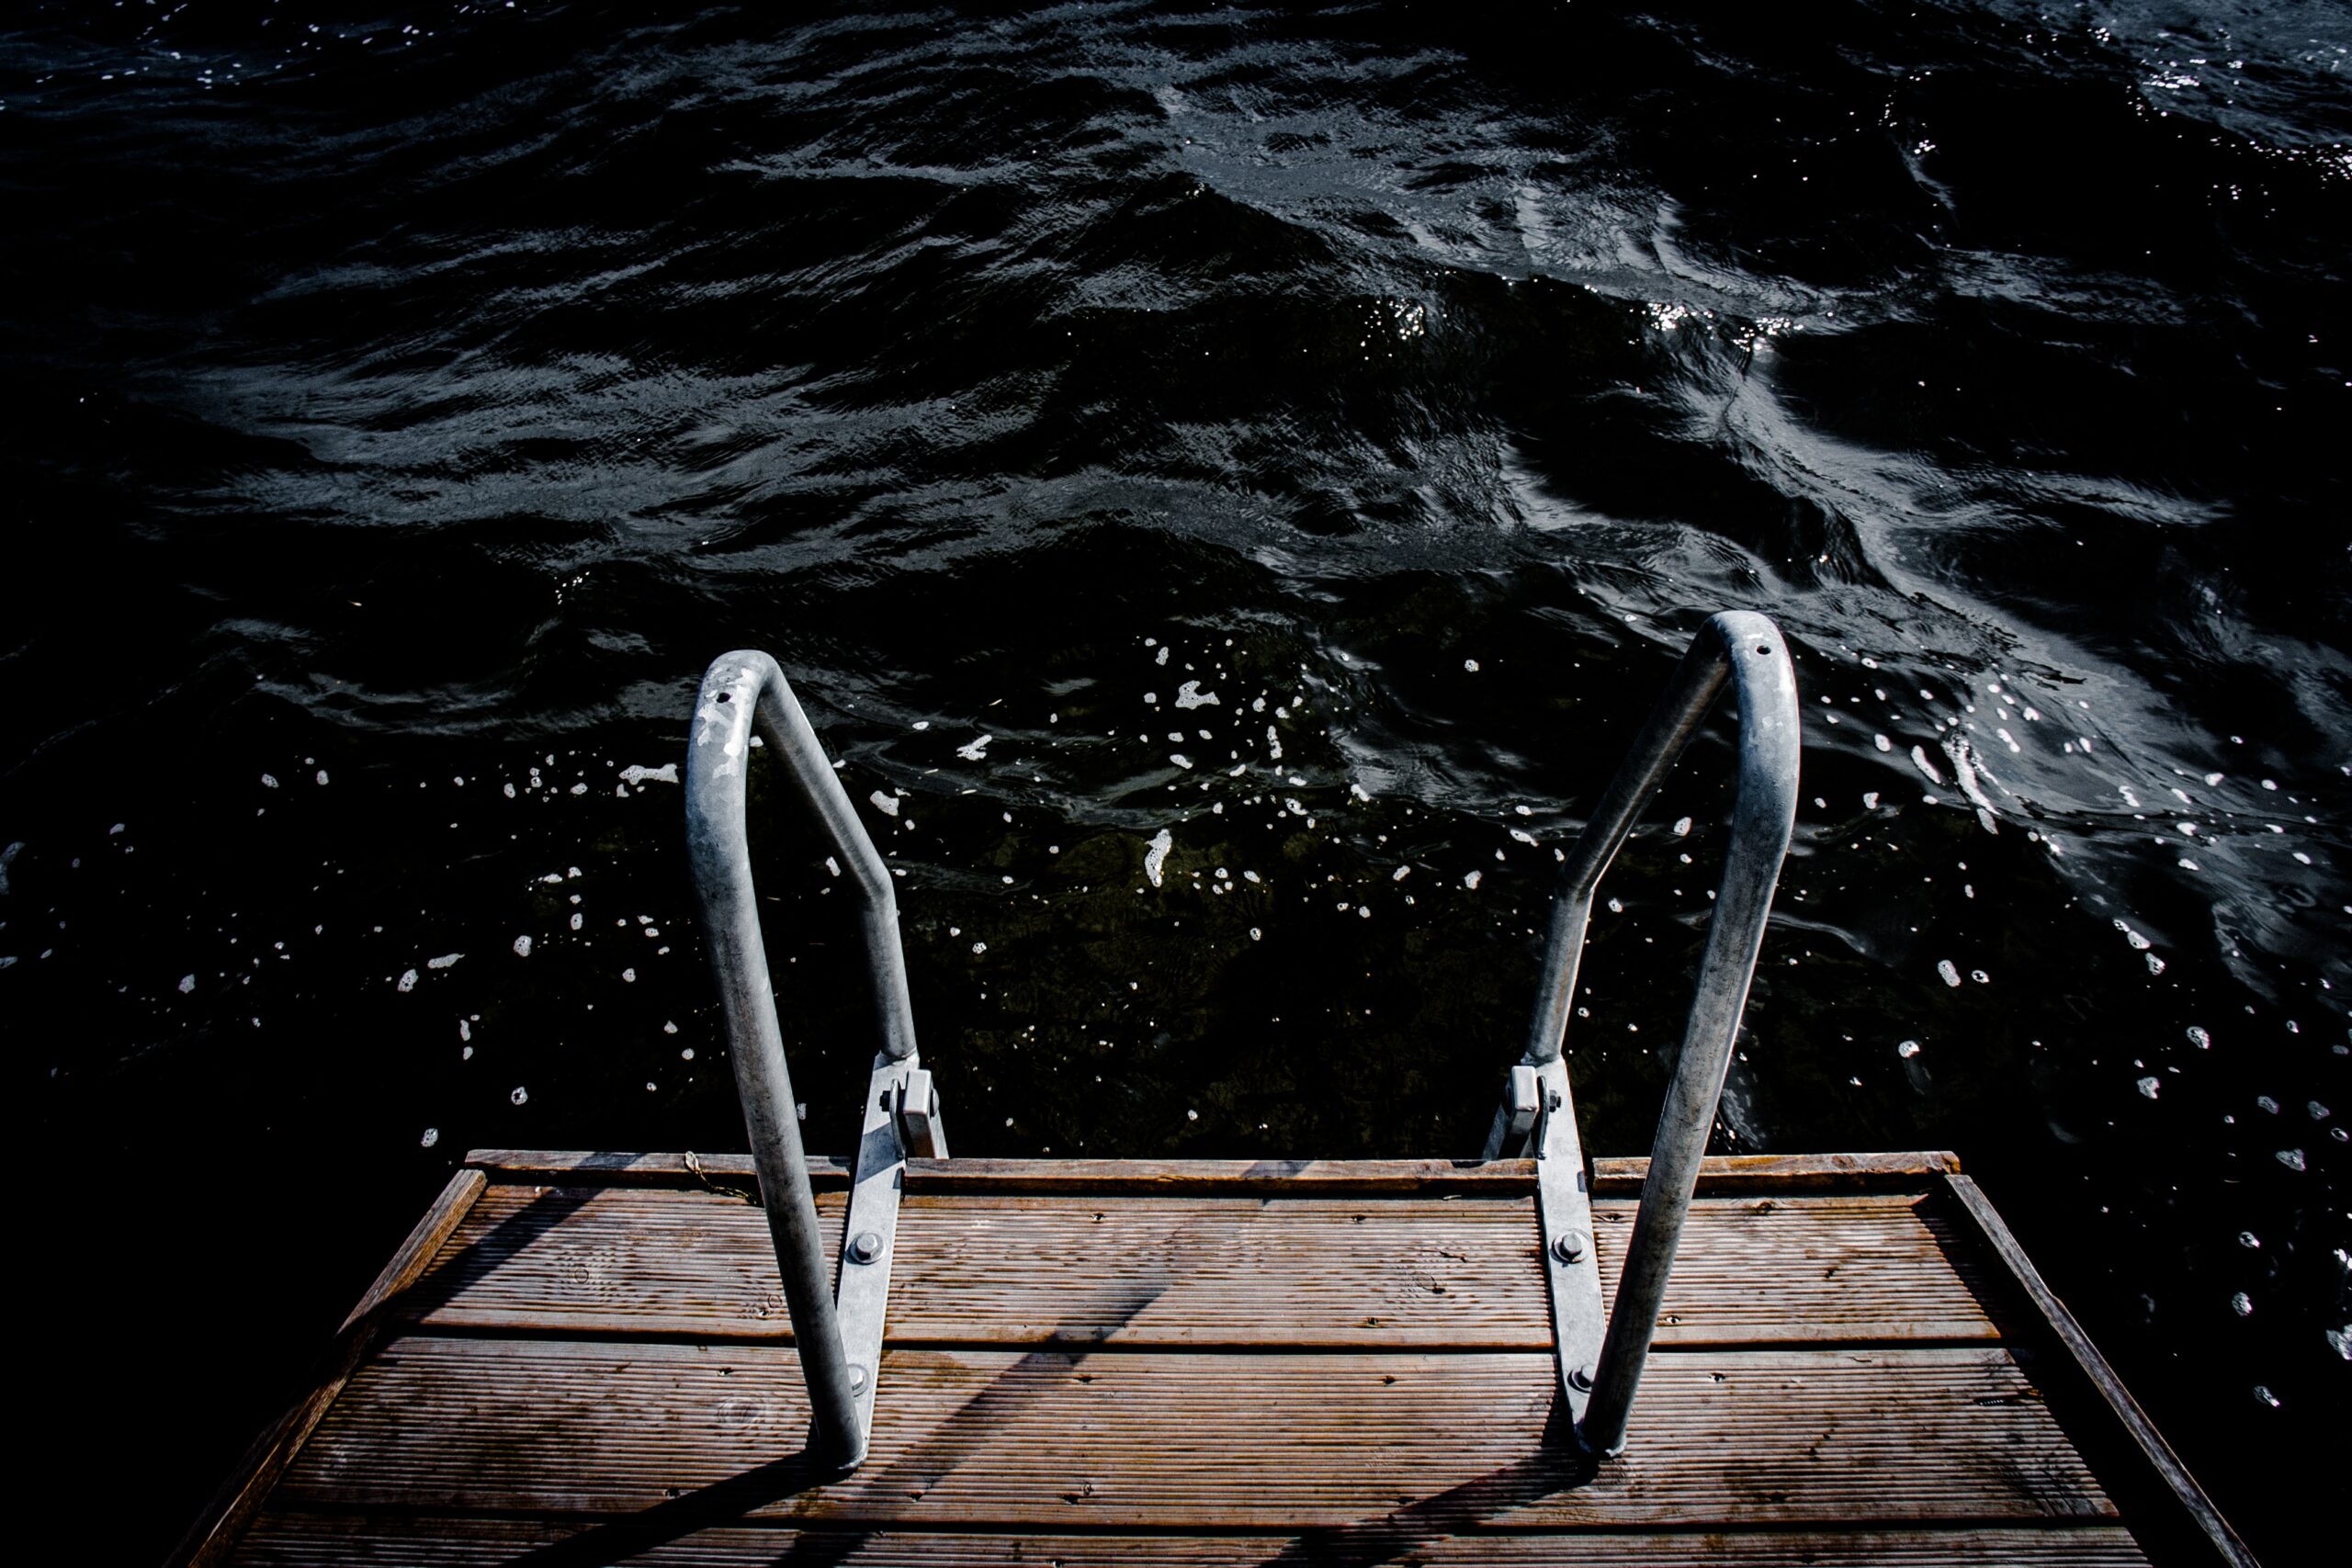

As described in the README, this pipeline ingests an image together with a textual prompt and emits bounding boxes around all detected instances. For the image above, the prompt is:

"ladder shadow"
[492,1161,1593,1568]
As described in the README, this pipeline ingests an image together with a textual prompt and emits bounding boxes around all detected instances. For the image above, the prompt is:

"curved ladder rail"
[1485,610,1801,1457]
[684,650,944,1470]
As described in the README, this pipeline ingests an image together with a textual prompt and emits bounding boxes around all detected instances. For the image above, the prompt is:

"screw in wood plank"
[847,1230,885,1265]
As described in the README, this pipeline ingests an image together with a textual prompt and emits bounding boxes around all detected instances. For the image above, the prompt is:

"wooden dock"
[180,1148,2250,1567]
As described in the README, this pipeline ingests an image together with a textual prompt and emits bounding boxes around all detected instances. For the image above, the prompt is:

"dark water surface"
[6,1,2346,1556]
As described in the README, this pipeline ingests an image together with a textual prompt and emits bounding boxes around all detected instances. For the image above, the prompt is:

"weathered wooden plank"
[233,1514,2153,1567]
[463,1148,1960,1195]
[1593,1150,1961,1193]
[413,1187,1994,1348]
[171,1168,488,1568]
[1942,1176,2255,1568]
[409,1183,844,1339]
[1591,1195,1997,1345]
[281,1340,2114,1529]
[464,1148,854,1190]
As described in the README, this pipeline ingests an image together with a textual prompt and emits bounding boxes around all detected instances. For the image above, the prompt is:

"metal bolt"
[1567,1364,1595,1393]
[847,1364,869,1393]
[846,1230,885,1265]
[1551,1230,1588,1265]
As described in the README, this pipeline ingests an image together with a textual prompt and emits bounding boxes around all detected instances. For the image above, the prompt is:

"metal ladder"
[683,610,1799,1468]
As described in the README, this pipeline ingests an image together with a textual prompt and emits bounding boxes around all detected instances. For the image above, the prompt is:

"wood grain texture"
[233,1515,2153,1567]
[171,1168,487,1568]
[465,1148,854,1190]
[412,1187,1995,1348]
[280,1339,2113,1529]
[464,1149,1961,1195]
[1593,1150,1961,1193]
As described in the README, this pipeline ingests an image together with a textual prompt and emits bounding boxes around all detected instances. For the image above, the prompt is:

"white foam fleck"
[971,942,988,955]
[956,735,993,761]
[513,935,533,957]
[460,1020,472,1042]
[1897,1040,1922,1059]
[1862,792,1880,809]
[2138,1077,2160,1099]
[1170,753,1193,769]
[427,953,462,969]
[1943,735,2001,833]
[1464,659,1479,672]
[421,1127,440,1148]
[315,770,329,785]
[261,773,278,789]
[1671,816,1692,837]
[1874,734,1892,752]
[1937,959,1962,987]
[2277,1148,2306,1171]
[619,763,678,785]
[1393,866,1411,881]
[869,791,899,817]
[1144,829,1173,887]
[1156,646,1170,666]
[1174,682,1219,709]
[622,967,636,983]
[2188,1025,2211,1049]
[1464,869,1483,890]
[1910,745,1946,786]
[178,974,196,994]
[510,1086,528,1106]
[397,968,419,992]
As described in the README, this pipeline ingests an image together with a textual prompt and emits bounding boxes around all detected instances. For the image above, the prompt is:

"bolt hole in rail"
[684,610,1796,1467]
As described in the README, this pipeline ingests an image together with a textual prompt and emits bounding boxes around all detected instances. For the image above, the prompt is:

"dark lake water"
[5,1,2346,1557]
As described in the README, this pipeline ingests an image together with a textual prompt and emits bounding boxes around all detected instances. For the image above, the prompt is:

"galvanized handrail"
[1489,610,1801,1457]
[684,650,922,1468]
